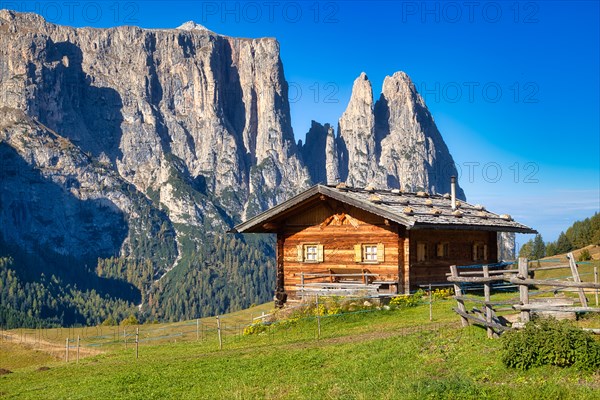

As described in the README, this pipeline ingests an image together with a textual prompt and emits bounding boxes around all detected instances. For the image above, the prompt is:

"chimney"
[451,176,457,210]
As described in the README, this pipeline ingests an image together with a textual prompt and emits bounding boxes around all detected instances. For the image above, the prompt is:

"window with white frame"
[354,243,384,263]
[363,245,378,262]
[305,244,318,262]
[296,244,323,263]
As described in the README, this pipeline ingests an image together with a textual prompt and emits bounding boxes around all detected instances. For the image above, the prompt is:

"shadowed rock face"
[0,10,310,223]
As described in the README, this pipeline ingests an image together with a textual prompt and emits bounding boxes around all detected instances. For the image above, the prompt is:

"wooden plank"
[529,264,571,272]
[452,308,510,331]
[513,305,600,313]
[518,258,530,323]
[453,296,514,306]
[482,265,496,338]
[445,270,518,276]
[447,276,509,283]
[568,252,588,307]
[403,236,410,294]
[450,265,469,327]
[509,277,600,289]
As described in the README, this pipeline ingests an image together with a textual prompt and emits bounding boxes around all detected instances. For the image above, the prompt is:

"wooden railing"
[294,271,383,298]
[448,253,600,338]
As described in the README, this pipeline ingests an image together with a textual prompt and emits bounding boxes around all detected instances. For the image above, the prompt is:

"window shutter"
[437,243,443,257]
[297,245,303,262]
[317,244,324,262]
[472,244,477,261]
[483,245,488,260]
[354,244,362,262]
[377,243,385,262]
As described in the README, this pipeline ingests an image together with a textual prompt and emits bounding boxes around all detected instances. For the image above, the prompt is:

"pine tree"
[519,239,534,259]
[532,234,546,260]
[555,232,573,254]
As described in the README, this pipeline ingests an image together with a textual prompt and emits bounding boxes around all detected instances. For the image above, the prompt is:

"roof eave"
[411,222,537,234]
[230,185,322,233]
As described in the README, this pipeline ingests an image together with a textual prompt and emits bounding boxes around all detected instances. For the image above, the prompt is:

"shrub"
[578,249,592,261]
[431,288,454,300]
[101,317,117,326]
[120,315,139,326]
[390,289,425,308]
[501,318,600,371]
[243,322,268,336]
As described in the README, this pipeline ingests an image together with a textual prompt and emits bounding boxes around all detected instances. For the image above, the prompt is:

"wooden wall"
[281,200,401,298]
[273,196,500,300]
[408,229,498,289]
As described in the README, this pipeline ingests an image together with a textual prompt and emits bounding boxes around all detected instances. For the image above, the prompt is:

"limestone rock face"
[0,10,310,225]
[375,71,465,197]
[337,73,379,188]
[318,71,465,199]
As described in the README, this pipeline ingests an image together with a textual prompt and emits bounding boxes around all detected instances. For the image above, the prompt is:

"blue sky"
[3,0,599,246]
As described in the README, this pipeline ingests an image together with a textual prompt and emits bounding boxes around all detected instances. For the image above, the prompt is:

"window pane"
[305,245,317,261]
[364,245,377,261]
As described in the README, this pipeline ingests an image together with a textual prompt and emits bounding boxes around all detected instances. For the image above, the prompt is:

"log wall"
[281,201,402,298]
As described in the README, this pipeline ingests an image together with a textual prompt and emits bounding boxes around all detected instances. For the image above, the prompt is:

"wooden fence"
[448,252,600,338]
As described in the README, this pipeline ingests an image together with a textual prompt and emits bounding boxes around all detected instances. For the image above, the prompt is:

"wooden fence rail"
[448,253,600,338]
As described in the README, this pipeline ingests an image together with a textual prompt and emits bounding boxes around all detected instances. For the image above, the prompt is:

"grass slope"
[1,300,599,399]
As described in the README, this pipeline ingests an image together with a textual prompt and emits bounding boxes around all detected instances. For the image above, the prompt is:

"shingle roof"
[232,184,536,234]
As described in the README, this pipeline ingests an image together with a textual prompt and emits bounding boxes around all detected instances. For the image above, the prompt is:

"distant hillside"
[546,213,600,257]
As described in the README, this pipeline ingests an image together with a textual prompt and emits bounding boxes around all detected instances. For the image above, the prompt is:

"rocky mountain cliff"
[0,10,470,326]
[301,72,465,198]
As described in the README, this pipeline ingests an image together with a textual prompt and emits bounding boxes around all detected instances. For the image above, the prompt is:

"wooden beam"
[512,305,600,313]
[453,296,514,306]
[509,277,600,289]
[568,252,588,307]
[403,236,410,294]
[452,308,510,331]
[262,222,279,230]
[450,265,469,327]
[518,258,530,323]
[447,276,509,283]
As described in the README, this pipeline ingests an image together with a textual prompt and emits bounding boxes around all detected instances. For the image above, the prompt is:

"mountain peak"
[177,21,211,32]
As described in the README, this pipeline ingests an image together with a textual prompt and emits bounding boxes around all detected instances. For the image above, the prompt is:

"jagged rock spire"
[337,72,380,188]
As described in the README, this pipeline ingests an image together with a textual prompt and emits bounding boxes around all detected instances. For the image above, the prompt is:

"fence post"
[450,265,468,327]
[76,336,80,364]
[301,272,305,301]
[65,338,69,362]
[135,327,139,359]
[428,283,433,322]
[595,266,599,307]
[196,319,199,341]
[216,316,222,350]
[568,252,588,307]
[518,258,530,323]
[316,294,321,339]
[482,265,497,338]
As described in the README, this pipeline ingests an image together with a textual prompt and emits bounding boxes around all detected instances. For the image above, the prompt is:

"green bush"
[243,322,268,336]
[431,288,454,300]
[501,318,600,371]
[101,317,117,326]
[578,249,592,261]
[389,289,425,308]
[120,315,139,326]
